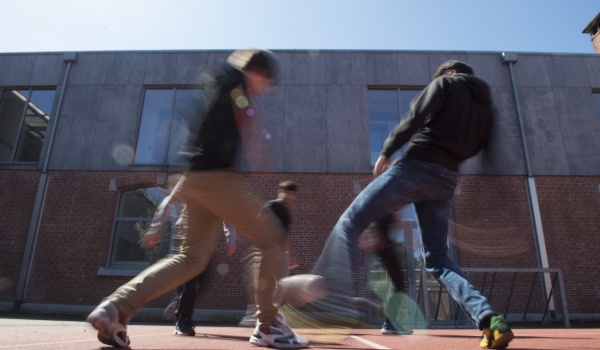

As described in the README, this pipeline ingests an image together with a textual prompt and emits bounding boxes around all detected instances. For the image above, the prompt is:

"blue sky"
[1,0,598,54]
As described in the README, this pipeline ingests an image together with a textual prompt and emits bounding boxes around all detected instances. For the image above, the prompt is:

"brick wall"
[2,170,598,317]
[592,32,600,54]
[536,177,600,314]
[0,171,40,302]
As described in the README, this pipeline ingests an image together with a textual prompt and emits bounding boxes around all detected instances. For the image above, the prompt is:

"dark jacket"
[381,73,494,172]
[188,63,244,171]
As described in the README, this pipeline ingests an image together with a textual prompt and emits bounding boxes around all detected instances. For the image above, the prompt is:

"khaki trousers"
[108,170,286,328]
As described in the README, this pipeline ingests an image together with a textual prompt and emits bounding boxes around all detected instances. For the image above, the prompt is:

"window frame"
[367,86,424,167]
[100,186,178,275]
[133,86,203,167]
[0,87,57,164]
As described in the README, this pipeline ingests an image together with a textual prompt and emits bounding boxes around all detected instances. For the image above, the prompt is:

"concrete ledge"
[0,302,244,323]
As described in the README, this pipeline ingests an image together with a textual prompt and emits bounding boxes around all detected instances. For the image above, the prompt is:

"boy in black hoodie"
[312,61,514,349]
[87,50,309,349]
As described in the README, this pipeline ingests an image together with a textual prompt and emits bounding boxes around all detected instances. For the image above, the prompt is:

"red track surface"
[1,316,599,349]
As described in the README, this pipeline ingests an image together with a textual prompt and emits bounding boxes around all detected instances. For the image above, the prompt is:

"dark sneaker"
[249,313,309,348]
[480,315,514,349]
[86,300,130,348]
[381,321,413,335]
[174,317,196,336]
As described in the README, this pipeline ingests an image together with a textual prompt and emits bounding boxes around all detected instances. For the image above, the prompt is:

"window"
[368,89,421,166]
[0,89,56,162]
[109,187,179,268]
[135,88,203,165]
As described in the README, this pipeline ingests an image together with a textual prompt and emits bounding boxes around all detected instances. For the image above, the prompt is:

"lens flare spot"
[230,88,242,100]
[236,96,249,108]
[246,108,255,117]
[111,144,135,165]
[217,263,229,276]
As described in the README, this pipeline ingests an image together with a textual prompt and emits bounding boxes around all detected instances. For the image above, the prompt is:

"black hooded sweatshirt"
[381,73,494,172]
[188,63,245,171]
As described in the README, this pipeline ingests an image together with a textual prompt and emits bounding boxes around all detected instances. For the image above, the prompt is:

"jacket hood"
[455,74,493,104]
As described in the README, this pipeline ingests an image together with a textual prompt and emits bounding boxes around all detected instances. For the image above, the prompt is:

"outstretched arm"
[144,194,176,247]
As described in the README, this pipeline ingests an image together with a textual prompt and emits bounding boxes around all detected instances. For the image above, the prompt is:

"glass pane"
[398,90,422,157]
[134,89,172,164]
[167,89,203,164]
[111,187,175,268]
[368,90,399,166]
[0,90,28,161]
[14,90,56,162]
[117,187,168,218]
[110,220,172,267]
[399,90,421,117]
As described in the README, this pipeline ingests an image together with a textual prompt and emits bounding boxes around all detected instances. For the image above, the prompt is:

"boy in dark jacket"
[313,61,514,349]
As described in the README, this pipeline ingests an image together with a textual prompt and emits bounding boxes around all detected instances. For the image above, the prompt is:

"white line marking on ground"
[349,335,391,350]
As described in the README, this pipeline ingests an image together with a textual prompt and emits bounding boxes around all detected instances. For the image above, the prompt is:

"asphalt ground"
[1,315,599,350]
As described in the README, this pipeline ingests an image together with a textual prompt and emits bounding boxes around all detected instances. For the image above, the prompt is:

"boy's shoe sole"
[480,315,515,349]
[86,301,130,348]
[480,329,514,349]
[249,331,309,349]
[173,329,196,336]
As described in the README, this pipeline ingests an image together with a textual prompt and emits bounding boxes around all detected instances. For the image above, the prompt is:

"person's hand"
[143,227,161,247]
[225,242,237,256]
[373,154,391,177]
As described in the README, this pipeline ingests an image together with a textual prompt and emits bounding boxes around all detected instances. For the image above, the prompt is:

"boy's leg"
[415,200,496,327]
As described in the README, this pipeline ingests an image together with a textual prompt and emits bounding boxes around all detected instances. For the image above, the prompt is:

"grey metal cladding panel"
[285,52,327,85]
[459,152,484,175]
[366,52,399,85]
[49,85,103,170]
[518,87,569,175]
[252,86,286,172]
[68,53,110,85]
[207,52,231,72]
[105,53,147,85]
[29,55,63,86]
[283,85,327,172]
[553,87,600,175]
[143,53,177,85]
[467,53,511,87]
[483,86,527,175]
[584,56,600,88]
[546,56,590,88]
[1,55,36,86]
[397,53,430,86]
[88,85,142,170]
[174,53,209,85]
[512,55,551,87]
[427,52,469,77]
[326,85,370,173]
[0,56,7,83]
[326,52,366,85]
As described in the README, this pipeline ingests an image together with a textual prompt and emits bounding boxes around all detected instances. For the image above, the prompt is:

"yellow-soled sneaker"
[480,315,514,349]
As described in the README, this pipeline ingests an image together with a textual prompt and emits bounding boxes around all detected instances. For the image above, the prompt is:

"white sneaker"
[86,300,130,348]
[249,313,309,348]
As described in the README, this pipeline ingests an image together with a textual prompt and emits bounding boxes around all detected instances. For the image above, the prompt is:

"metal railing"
[414,268,570,328]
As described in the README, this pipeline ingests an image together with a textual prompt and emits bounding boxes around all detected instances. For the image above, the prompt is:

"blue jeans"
[312,158,495,329]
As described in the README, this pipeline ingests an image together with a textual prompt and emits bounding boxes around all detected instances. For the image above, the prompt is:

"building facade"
[0,50,599,324]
